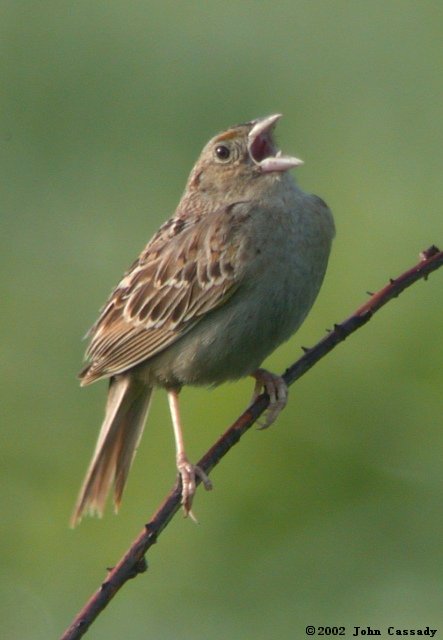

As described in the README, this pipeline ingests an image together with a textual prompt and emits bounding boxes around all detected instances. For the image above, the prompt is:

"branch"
[60,245,443,640]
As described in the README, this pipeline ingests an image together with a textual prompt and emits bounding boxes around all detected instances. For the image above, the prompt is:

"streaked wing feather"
[81,206,240,383]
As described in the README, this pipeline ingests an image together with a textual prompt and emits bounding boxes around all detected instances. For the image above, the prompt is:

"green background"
[2,2,443,638]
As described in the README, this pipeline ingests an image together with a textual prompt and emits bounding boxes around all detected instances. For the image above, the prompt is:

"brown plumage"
[80,206,240,386]
[71,114,335,526]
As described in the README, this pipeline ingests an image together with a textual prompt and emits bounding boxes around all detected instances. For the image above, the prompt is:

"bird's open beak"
[248,114,303,173]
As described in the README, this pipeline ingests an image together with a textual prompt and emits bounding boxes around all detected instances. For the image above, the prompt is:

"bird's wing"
[80,206,242,384]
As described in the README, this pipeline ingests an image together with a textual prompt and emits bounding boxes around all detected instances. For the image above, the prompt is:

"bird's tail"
[70,374,153,527]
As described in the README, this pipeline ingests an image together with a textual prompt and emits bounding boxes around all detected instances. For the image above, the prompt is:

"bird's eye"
[214,145,231,162]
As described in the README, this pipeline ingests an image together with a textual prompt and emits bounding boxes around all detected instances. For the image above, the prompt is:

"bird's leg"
[250,368,288,429]
[167,389,212,520]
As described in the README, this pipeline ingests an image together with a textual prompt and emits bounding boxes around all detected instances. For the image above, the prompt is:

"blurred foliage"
[1,1,443,638]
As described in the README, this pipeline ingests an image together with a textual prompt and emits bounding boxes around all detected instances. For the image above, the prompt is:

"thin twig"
[60,245,443,640]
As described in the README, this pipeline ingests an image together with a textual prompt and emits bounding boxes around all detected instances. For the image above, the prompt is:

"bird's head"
[185,114,303,201]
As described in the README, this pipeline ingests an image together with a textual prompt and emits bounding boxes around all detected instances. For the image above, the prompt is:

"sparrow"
[71,114,335,526]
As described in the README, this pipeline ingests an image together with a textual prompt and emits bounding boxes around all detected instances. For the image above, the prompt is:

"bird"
[71,113,335,526]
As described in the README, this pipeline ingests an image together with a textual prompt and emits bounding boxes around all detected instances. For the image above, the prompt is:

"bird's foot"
[176,453,213,522]
[251,368,288,429]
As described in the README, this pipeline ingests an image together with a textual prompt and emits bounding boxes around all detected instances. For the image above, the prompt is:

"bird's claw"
[251,368,288,429]
[176,454,212,521]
